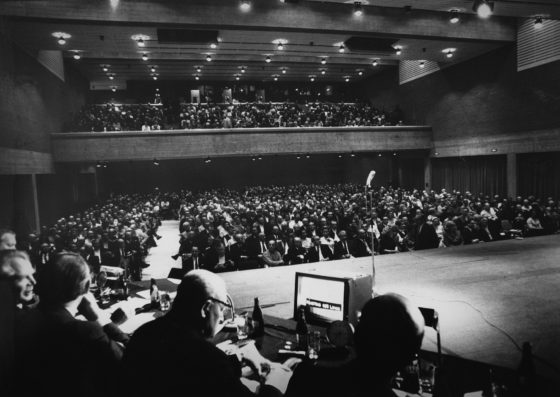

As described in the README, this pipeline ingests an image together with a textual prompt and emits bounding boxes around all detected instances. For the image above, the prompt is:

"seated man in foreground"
[286,293,425,397]
[122,269,293,396]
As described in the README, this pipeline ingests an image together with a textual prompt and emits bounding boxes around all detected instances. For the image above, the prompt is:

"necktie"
[194,257,198,269]
[344,242,348,254]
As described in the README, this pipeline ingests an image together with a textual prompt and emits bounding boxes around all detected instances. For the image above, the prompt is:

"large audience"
[65,102,404,132]
[1,183,557,396]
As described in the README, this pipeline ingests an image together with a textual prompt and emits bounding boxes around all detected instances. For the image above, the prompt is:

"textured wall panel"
[517,18,560,71]
[399,60,440,85]
[36,50,65,82]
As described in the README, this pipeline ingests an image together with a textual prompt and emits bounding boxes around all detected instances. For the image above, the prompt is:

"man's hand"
[238,342,271,377]
[78,292,111,326]
[263,363,293,394]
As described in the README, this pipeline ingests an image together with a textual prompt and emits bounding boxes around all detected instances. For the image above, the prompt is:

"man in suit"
[182,246,204,272]
[286,237,306,265]
[245,231,268,269]
[122,269,293,397]
[413,214,439,251]
[333,230,353,260]
[286,293,425,397]
[34,252,129,397]
[306,236,333,263]
[228,233,248,270]
[263,241,285,267]
[352,229,372,258]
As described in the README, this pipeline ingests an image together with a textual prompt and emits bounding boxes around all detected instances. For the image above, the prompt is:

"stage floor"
[219,235,560,382]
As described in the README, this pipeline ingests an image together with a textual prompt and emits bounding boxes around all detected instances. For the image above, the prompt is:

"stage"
[217,234,560,382]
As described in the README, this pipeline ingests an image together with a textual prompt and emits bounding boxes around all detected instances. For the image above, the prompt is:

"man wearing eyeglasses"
[122,269,293,397]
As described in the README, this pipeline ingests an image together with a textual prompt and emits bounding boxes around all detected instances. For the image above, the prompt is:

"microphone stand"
[365,184,376,295]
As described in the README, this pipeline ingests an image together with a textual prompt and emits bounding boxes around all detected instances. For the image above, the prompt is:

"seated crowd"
[1,225,424,397]
[171,184,560,274]
[179,102,401,129]
[65,101,403,132]
[67,104,165,132]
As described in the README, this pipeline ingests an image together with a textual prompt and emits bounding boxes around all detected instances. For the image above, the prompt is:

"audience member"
[286,293,425,397]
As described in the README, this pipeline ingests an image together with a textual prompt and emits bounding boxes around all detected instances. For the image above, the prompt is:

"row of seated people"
[170,184,560,273]
[11,192,179,281]
[178,102,402,129]
[65,101,403,132]
[1,228,426,397]
[66,103,165,132]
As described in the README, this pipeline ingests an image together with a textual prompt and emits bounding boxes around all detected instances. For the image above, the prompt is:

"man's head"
[171,269,231,337]
[0,250,36,304]
[37,252,91,307]
[338,230,347,241]
[355,293,424,380]
[0,229,16,251]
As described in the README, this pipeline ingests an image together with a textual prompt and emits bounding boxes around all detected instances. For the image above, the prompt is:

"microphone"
[366,170,376,187]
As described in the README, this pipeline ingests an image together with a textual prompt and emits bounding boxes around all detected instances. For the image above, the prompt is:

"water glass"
[307,331,321,360]
[236,313,250,340]
[160,292,171,312]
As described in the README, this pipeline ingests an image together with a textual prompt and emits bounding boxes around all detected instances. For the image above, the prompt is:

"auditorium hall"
[1,1,560,396]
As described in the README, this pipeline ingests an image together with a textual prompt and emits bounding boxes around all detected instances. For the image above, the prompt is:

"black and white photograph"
[1,1,560,396]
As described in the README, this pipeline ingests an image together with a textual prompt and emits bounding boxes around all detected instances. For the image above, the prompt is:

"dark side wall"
[97,152,425,195]
[366,44,560,141]
[0,20,90,152]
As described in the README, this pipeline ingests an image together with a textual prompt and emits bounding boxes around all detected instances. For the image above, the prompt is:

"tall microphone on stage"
[365,170,376,295]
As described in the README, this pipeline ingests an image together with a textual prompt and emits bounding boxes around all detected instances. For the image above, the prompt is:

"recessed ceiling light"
[196,66,202,73]
[310,76,315,82]
[241,66,246,73]
[111,87,117,92]
[372,60,378,66]
[345,77,350,82]
[108,74,115,80]
[321,69,326,75]
[52,32,71,45]
[142,53,148,61]
[195,75,200,80]
[240,0,251,12]
[137,38,144,47]
[206,55,212,62]
[449,9,460,23]
[73,52,81,60]
[277,42,284,50]
[339,44,345,53]
[273,76,278,81]
[353,2,363,17]
[265,56,272,63]
[101,64,109,72]
[395,46,402,55]
[152,75,158,80]
[358,71,363,76]
[210,42,217,49]
[235,75,240,81]
[534,17,544,29]
[282,68,286,74]
[473,0,493,19]
[419,61,425,68]
[321,58,327,65]
[150,66,156,73]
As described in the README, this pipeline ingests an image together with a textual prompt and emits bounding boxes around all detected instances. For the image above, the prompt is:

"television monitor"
[293,271,372,326]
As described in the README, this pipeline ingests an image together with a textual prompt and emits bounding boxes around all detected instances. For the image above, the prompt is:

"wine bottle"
[295,306,309,350]
[518,342,536,396]
[252,297,265,337]
[150,278,160,309]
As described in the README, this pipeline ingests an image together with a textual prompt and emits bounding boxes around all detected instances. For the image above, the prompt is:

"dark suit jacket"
[352,238,372,257]
[333,240,353,259]
[414,223,439,251]
[182,254,204,271]
[245,235,266,259]
[122,315,281,397]
[286,246,306,264]
[306,245,334,263]
[36,306,129,397]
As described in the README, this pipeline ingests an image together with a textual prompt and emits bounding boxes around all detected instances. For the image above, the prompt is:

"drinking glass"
[236,313,250,340]
[307,331,321,360]
[160,292,171,312]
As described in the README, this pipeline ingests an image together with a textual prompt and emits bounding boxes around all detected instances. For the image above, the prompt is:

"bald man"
[0,251,36,308]
[122,269,292,397]
[0,229,16,252]
[286,293,425,397]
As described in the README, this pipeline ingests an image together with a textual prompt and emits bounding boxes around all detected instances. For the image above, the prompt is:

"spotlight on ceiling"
[52,32,71,45]
[534,17,544,29]
[395,46,402,55]
[345,77,350,82]
[240,0,251,12]
[150,66,156,73]
[206,55,212,62]
[210,41,218,49]
[153,159,160,166]
[282,68,286,74]
[111,86,117,92]
[321,69,326,75]
[142,53,148,61]
[372,60,378,67]
[321,58,327,65]
[358,71,363,76]
[310,76,315,82]
[137,38,145,47]
[235,75,240,81]
[277,42,284,50]
[350,151,356,157]
[338,154,343,158]
[472,0,494,19]
[449,9,460,23]
[273,75,278,81]
[195,75,200,80]
[152,75,158,80]
[265,56,272,63]
[353,2,363,17]
[419,61,425,68]
[296,154,301,160]
[338,44,345,53]
[196,66,202,73]
[101,64,109,72]
[108,74,115,80]
[241,67,246,73]
[204,157,212,164]
[305,153,311,159]
[72,52,81,60]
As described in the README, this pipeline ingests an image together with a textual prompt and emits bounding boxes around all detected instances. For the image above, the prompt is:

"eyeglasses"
[208,295,234,322]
